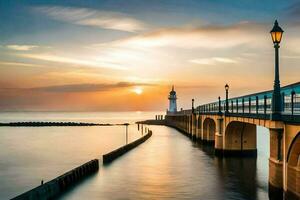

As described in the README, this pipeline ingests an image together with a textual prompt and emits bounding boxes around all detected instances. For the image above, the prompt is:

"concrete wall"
[103,131,152,164]
[12,159,99,200]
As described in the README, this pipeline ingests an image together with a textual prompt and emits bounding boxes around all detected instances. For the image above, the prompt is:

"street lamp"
[271,20,283,44]
[270,20,284,120]
[225,84,229,114]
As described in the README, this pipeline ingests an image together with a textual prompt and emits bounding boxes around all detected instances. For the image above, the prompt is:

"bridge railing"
[194,82,300,121]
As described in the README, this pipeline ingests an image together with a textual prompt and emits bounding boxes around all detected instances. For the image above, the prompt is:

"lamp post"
[270,20,284,120]
[225,84,229,114]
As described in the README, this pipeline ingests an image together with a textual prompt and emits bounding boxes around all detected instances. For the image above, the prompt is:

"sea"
[0,111,270,200]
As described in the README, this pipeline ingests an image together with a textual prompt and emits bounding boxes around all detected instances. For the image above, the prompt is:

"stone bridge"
[165,82,300,199]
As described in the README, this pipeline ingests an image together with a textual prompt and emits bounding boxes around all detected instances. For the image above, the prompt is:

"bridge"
[164,21,300,200]
[165,82,300,200]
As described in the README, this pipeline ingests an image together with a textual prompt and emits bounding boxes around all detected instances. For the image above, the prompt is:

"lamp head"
[270,20,284,44]
[225,84,229,91]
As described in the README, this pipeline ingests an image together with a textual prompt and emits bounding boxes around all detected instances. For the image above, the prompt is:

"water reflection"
[60,125,270,200]
[192,139,264,200]
[0,124,142,199]
[0,111,271,200]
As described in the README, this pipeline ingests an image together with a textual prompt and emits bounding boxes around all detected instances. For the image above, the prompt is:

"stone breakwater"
[103,130,152,164]
[11,159,99,200]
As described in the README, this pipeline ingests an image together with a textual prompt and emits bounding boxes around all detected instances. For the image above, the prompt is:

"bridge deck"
[173,82,300,124]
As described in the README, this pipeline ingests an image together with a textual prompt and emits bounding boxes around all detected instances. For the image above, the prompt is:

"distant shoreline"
[0,122,130,127]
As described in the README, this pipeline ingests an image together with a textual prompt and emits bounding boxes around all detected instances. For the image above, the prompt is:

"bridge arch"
[202,117,216,143]
[286,132,300,197]
[224,121,257,156]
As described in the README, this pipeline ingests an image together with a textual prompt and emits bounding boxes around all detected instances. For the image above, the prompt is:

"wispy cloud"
[6,45,38,51]
[35,6,146,32]
[0,61,42,68]
[18,53,128,70]
[99,21,267,49]
[189,57,238,65]
[4,82,154,93]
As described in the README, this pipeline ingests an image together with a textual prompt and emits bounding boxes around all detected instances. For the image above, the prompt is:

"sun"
[132,87,143,95]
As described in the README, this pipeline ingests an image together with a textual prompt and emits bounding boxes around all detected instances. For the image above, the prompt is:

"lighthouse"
[168,85,177,113]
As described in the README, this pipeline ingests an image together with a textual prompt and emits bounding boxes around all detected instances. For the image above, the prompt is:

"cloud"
[99,21,267,49]
[26,82,154,93]
[0,61,42,68]
[18,53,128,70]
[189,57,238,65]
[84,21,266,73]
[6,45,38,51]
[35,6,146,32]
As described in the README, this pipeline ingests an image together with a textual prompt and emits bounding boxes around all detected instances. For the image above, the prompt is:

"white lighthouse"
[168,85,177,114]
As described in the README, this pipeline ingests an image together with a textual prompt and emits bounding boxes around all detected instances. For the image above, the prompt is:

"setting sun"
[132,87,143,95]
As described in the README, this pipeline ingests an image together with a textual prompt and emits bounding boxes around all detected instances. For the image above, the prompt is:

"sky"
[0,0,300,111]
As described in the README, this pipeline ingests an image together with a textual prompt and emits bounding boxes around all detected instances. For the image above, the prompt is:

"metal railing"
[192,82,300,121]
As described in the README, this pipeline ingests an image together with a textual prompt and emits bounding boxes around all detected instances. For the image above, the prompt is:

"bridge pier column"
[197,115,202,141]
[182,116,185,131]
[186,115,191,136]
[269,128,284,199]
[185,115,190,136]
[200,119,204,141]
[194,115,198,140]
[215,117,224,156]
[184,116,188,133]
[191,115,194,138]
[188,116,191,135]
[191,114,195,140]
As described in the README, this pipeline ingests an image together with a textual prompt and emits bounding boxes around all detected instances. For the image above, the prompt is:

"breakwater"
[138,120,194,141]
[103,131,152,164]
[11,159,99,200]
[136,119,165,126]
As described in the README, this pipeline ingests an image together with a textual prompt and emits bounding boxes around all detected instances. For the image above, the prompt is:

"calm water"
[0,111,161,199]
[0,112,270,200]
[59,125,270,200]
